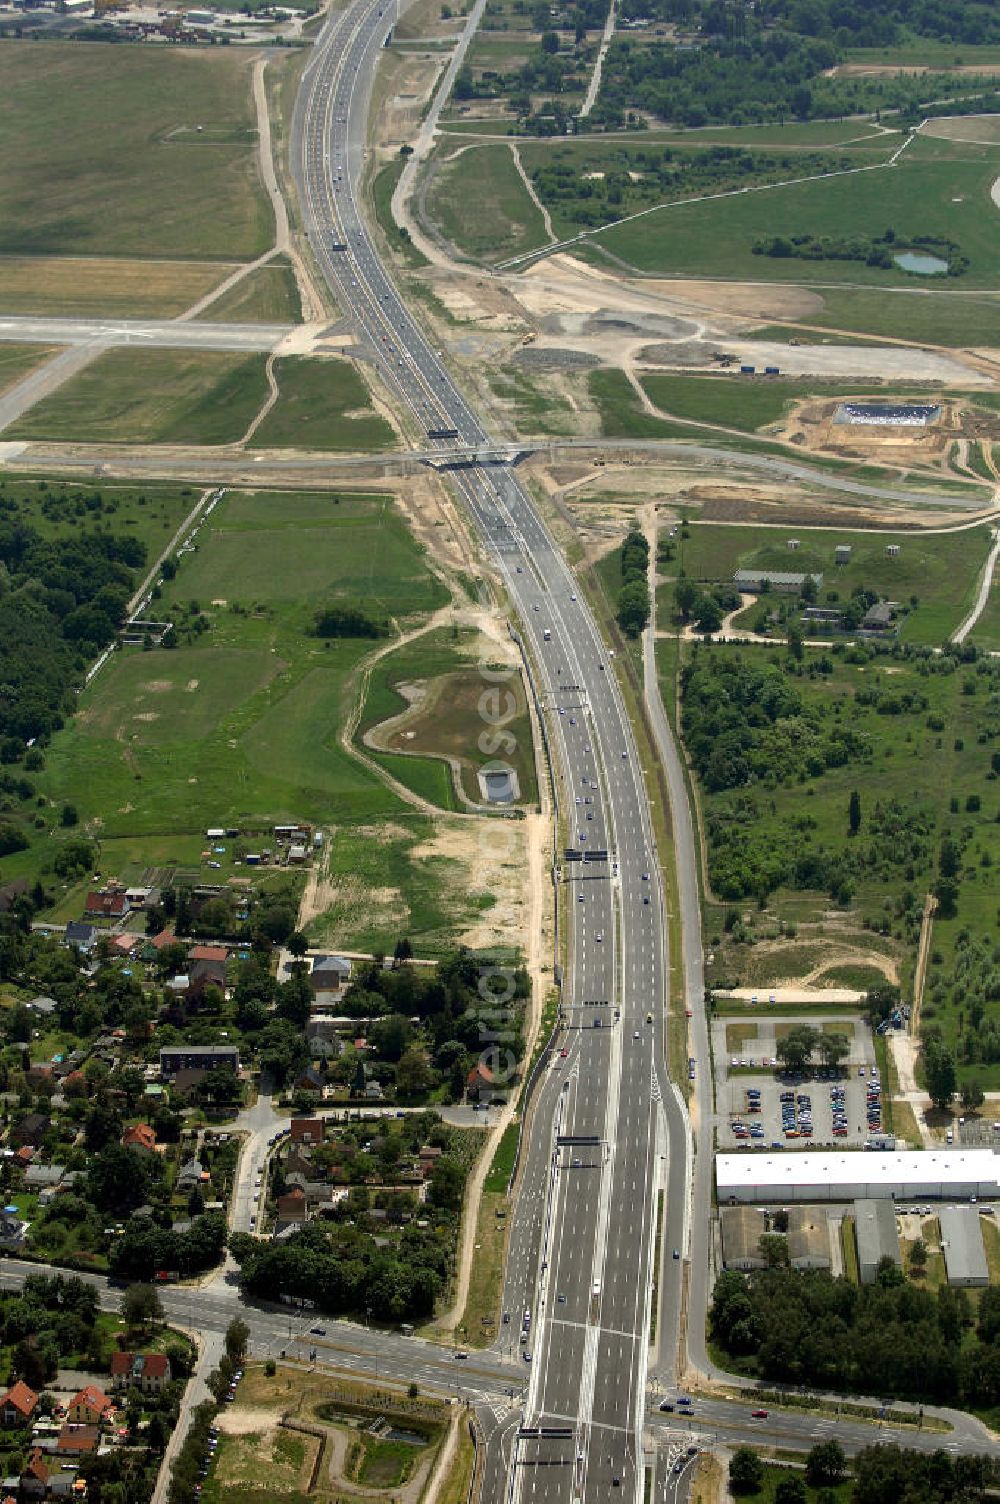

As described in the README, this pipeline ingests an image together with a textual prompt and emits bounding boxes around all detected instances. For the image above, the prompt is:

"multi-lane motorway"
[291,4,687,1500]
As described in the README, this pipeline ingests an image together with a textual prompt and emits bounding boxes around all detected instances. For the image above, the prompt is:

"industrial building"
[939,1206,989,1288]
[854,1199,901,1285]
[733,569,823,596]
[720,1205,831,1271]
[786,1207,831,1270]
[720,1206,767,1271]
[716,1150,1000,1204]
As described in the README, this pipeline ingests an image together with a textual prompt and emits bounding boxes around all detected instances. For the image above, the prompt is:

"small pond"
[894,251,949,275]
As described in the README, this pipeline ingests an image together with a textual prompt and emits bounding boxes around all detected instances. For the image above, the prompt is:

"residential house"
[188,945,227,990]
[64,922,98,954]
[19,1449,49,1499]
[292,1067,325,1096]
[147,929,178,958]
[160,1045,239,1076]
[466,1061,494,1102]
[309,955,352,998]
[305,1018,344,1060]
[56,1424,100,1455]
[24,1165,65,1191]
[0,1381,37,1427]
[176,1159,207,1193]
[418,1145,443,1176]
[83,891,130,921]
[290,1118,325,1146]
[364,1080,383,1100]
[11,1114,50,1149]
[276,1187,307,1227]
[110,1352,171,1395]
[26,996,58,1018]
[122,1124,156,1153]
[168,1068,207,1101]
[66,1386,113,1426]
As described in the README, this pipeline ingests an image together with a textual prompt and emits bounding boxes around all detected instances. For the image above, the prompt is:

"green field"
[589,369,701,440]
[591,154,1000,288]
[638,373,931,433]
[0,42,271,260]
[0,343,60,394]
[799,287,1000,347]
[202,261,302,324]
[674,521,992,645]
[358,627,539,810]
[25,488,493,952]
[425,144,548,261]
[661,633,1000,1078]
[9,349,271,446]
[371,158,430,269]
[253,357,395,451]
[0,257,236,319]
[0,474,197,558]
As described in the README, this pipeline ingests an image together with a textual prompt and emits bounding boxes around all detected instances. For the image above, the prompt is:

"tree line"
[711,1266,1000,1408]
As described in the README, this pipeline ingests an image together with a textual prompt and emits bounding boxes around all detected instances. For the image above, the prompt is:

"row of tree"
[615,526,651,637]
[711,1266,1000,1407]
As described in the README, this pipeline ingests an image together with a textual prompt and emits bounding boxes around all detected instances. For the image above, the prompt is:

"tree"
[729,1447,764,1495]
[816,1032,850,1072]
[694,594,723,635]
[759,1233,790,1267]
[775,1476,807,1504]
[225,1316,250,1363]
[962,1080,985,1112]
[849,789,861,836]
[540,27,559,51]
[909,1238,928,1273]
[775,1023,818,1073]
[396,1046,433,1098]
[924,1039,957,1111]
[121,1283,163,1330]
[428,1155,464,1211]
[616,579,650,638]
[805,1440,846,1488]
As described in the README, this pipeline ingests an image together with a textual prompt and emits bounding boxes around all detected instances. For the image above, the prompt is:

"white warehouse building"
[716,1150,1000,1205]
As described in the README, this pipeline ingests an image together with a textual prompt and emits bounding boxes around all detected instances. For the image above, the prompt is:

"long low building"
[716,1150,1000,1204]
[939,1205,989,1287]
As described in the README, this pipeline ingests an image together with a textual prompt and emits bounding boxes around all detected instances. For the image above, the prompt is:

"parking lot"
[711,1014,882,1151]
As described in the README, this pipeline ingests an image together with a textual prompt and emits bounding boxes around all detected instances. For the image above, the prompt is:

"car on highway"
[523,1352,532,1362]
[672,1248,680,1259]
[751,1409,768,1419]
[658,1401,674,1412]
[454,1351,468,1360]
[310,1327,326,1336]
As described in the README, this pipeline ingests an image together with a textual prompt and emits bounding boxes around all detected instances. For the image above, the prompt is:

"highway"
[291,2,681,1499]
[3,1260,993,1464]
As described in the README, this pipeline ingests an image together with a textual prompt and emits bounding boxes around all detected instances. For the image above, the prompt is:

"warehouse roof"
[855,1198,900,1274]
[939,1206,989,1284]
[717,1149,1000,1194]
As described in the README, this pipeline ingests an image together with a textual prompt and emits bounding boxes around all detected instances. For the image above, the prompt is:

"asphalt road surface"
[0,316,292,351]
[291,3,679,1498]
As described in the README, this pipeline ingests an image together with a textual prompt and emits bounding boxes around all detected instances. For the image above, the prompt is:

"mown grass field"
[592,154,1000,288]
[0,343,61,395]
[28,488,490,953]
[9,349,271,446]
[253,357,395,451]
[675,521,992,645]
[0,42,271,260]
[485,366,576,435]
[425,144,548,261]
[202,261,302,324]
[0,257,234,319]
